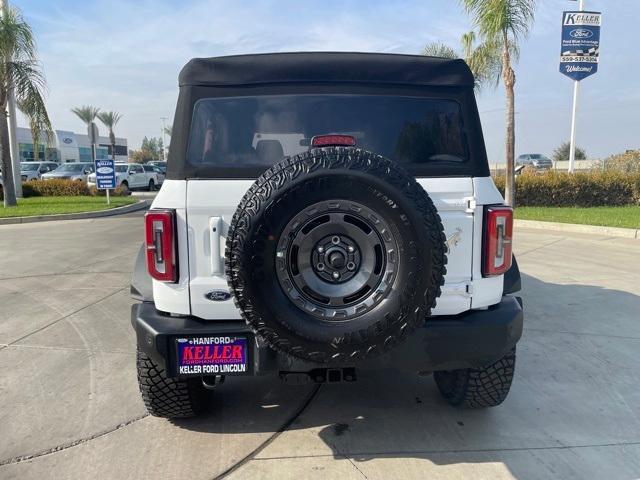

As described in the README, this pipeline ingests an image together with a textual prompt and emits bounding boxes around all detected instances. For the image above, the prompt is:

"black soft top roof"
[179,52,473,88]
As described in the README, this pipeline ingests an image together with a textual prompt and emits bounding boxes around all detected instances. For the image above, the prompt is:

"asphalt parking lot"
[1,212,639,480]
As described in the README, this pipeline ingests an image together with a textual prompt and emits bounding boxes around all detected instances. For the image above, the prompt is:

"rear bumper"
[131,296,523,377]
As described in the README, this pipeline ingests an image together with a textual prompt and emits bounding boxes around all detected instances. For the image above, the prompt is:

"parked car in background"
[20,161,60,181]
[143,164,164,187]
[87,163,157,191]
[516,153,553,170]
[41,162,94,182]
[148,161,167,173]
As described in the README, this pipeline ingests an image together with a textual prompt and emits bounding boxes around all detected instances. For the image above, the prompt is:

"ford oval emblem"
[205,290,232,302]
[570,28,593,39]
[62,137,73,144]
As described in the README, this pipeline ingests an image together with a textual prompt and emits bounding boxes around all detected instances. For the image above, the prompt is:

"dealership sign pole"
[95,159,116,205]
[560,1,601,172]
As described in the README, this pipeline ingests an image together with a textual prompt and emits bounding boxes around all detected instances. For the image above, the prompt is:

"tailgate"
[186,177,474,319]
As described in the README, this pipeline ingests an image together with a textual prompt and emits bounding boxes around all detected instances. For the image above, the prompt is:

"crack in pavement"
[516,237,566,257]
[0,414,149,467]
[326,441,369,479]
[249,439,640,461]
[0,271,131,281]
[3,415,146,466]
[2,344,132,354]
[213,384,322,480]
[524,327,640,341]
[0,287,127,352]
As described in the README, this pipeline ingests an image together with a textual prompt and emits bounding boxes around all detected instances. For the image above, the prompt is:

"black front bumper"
[132,296,523,378]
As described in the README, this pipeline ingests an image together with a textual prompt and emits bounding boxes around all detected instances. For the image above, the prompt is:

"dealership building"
[17,127,128,163]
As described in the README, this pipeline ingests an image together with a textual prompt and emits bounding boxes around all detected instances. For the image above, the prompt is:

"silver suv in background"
[516,153,553,170]
[20,162,60,181]
[41,162,94,181]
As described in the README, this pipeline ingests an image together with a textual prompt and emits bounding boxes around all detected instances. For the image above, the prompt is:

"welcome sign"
[560,11,602,81]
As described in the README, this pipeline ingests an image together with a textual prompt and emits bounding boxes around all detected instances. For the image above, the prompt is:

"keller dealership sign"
[560,11,602,81]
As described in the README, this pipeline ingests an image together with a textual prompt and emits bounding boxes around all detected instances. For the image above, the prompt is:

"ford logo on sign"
[205,290,232,302]
[570,28,593,39]
[96,166,113,174]
[62,137,73,144]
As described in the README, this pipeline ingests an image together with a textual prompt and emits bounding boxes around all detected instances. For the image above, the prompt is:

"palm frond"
[0,7,37,65]
[71,105,100,125]
[17,90,53,147]
[422,42,459,59]
[461,31,476,59]
[97,111,122,129]
[460,0,535,41]
[1,18,53,146]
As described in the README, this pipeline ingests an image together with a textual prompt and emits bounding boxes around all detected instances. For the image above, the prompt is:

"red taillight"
[145,209,177,282]
[311,135,356,147]
[483,206,513,277]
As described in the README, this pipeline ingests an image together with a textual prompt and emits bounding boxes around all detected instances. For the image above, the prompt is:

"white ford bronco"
[131,52,523,418]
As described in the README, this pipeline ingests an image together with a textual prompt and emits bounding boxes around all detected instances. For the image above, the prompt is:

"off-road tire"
[226,147,447,364]
[434,348,516,408]
[136,348,209,418]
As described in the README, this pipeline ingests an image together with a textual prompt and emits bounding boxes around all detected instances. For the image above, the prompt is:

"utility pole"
[160,117,167,161]
[567,0,585,173]
[1,0,22,197]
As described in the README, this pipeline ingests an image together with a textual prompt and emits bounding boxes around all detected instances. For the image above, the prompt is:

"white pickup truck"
[88,163,159,191]
[130,52,523,418]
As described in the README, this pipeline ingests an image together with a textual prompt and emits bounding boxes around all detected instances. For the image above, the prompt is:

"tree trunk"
[110,130,116,161]
[0,109,17,207]
[502,33,516,207]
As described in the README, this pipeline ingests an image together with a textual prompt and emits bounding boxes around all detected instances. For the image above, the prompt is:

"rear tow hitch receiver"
[201,375,225,390]
[280,368,357,385]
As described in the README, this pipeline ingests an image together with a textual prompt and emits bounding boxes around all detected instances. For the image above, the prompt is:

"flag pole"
[568,0,585,173]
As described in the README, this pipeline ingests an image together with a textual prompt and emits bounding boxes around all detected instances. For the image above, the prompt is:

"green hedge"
[88,185,130,197]
[23,179,90,197]
[493,171,640,207]
[1,180,129,200]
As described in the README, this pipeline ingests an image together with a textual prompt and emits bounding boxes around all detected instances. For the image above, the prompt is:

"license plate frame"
[174,335,250,377]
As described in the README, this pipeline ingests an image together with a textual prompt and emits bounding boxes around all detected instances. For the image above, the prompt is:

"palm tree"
[71,105,100,161]
[163,124,172,137]
[424,32,503,92]
[461,0,535,206]
[97,111,122,160]
[0,6,53,207]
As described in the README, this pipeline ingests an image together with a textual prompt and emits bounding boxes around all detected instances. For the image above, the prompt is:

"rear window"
[186,95,467,173]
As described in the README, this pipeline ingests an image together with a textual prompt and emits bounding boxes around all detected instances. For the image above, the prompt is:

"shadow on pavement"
[172,273,640,479]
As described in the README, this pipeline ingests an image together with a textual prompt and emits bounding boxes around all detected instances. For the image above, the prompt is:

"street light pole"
[160,117,167,161]
[568,0,585,173]
[1,0,22,197]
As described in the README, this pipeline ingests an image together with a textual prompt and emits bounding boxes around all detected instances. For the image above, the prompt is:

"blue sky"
[18,0,638,161]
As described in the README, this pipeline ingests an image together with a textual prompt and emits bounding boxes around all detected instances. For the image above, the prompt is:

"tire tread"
[136,348,208,418]
[434,348,516,408]
[226,147,447,363]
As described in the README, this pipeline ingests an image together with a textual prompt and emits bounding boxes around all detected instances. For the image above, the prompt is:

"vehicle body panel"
[20,162,60,181]
[150,175,507,320]
[516,153,553,169]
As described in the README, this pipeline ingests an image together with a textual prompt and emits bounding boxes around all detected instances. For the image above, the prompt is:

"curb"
[515,219,639,240]
[0,200,149,225]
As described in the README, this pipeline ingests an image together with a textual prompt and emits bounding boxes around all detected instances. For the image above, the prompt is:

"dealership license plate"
[175,336,249,376]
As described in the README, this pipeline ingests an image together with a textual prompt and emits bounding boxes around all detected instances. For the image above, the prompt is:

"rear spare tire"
[226,147,447,363]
